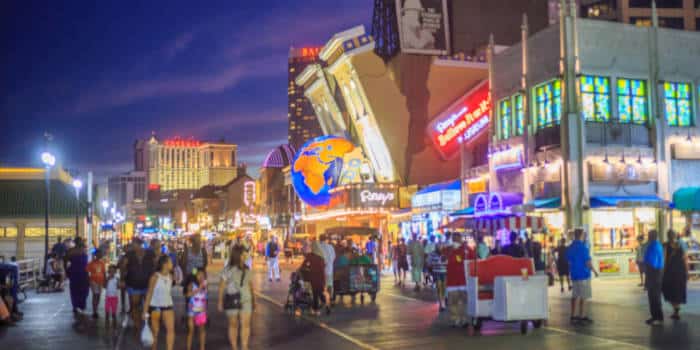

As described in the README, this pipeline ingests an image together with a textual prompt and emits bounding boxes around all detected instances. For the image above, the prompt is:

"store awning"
[473,216,545,231]
[532,197,561,209]
[673,187,700,211]
[415,179,461,195]
[450,207,474,216]
[438,217,470,230]
[589,195,667,209]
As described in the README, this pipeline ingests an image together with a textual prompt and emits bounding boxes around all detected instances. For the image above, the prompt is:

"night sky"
[1,0,372,180]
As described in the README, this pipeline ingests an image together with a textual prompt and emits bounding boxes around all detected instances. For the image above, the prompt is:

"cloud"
[157,108,287,139]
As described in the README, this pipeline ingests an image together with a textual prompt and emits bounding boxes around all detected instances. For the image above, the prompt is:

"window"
[580,75,611,122]
[664,82,693,127]
[535,80,562,129]
[514,94,525,136]
[499,99,511,139]
[617,78,648,124]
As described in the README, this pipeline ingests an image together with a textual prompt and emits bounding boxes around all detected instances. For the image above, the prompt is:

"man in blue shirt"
[566,228,598,324]
[643,229,664,325]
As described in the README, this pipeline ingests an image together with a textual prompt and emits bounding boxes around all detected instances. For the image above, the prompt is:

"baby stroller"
[284,271,313,315]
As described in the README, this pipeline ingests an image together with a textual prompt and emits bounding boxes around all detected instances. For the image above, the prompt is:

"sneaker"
[579,317,593,324]
[645,318,663,326]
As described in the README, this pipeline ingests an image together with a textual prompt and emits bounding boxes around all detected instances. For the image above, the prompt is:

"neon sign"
[426,81,491,160]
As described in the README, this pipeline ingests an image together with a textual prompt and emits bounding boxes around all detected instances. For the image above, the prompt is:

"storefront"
[410,179,461,239]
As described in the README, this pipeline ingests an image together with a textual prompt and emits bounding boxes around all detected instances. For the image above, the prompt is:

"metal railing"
[15,258,41,290]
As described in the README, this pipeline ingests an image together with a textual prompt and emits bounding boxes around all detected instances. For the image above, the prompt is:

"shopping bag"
[141,322,154,347]
[0,299,10,320]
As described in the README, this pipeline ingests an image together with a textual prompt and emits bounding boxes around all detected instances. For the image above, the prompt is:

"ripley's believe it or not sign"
[427,81,491,160]
[291,135,356,207]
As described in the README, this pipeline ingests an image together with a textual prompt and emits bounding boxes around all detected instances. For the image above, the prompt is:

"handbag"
[223,268,246,310]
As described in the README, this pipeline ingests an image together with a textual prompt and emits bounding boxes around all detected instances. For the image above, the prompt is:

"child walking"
[186,270,207,350]
[104,265,119,326]
[86,249,106,318]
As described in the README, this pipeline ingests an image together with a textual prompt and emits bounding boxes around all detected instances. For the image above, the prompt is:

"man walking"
[319,235,336,302]
[644,229,664,326]
[408,234,425,292]
[566,228,598,324]
[265,236,281,282]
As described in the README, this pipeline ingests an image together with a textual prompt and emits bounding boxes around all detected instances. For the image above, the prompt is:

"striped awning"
[473,216,545,231]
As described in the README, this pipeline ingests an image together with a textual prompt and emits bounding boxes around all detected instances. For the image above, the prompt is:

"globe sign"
[291,135,355,207]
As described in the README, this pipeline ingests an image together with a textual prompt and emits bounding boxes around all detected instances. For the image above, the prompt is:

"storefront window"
[664,82,693,127]
[580,75,611,122]
[514,94,524,136]
[617,78,648,124]
[591,208,656,251]
[0,226,18,238]
[535,80,562,129]
[499,99,511,139]
[25,227,75,237]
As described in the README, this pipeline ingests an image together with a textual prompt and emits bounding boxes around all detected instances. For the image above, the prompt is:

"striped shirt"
[428,252,447,274]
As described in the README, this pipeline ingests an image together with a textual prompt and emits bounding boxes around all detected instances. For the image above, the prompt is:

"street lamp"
[41,151,55,275]
[101,200,109,216]
[72,179,83,238]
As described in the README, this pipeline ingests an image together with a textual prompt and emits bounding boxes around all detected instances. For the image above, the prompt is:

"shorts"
[127,287,147,296]
[225,302,252,317]
[325,272,333,288]
[433,272,446,283]
[90,282,102,295]
[398,259,409,271]
[571,279,592,300]
[149,305,174,313]
[105,296,118,314]
[636,261,646,273]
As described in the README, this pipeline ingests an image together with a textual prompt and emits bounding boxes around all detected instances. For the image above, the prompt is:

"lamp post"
[41,151,55,275]
[72,179,83,239]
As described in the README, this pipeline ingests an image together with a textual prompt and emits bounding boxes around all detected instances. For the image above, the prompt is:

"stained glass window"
[514,94,525,136]
[580,75,611,122]
[499,99,511,139]
[617,78,648,124]
[664,82,693,127]
[535,80,562,129]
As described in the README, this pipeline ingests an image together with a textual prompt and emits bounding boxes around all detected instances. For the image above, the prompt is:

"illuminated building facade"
[259,144,296,233]
[288,47,324,150]
[485,5,700,275]
[142,134,238,192]
[580,0,700,30]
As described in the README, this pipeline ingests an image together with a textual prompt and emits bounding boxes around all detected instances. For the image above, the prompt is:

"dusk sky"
[1,0,372,181]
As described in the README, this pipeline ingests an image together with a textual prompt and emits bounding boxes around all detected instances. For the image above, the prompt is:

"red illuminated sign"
[426,81,491,160]
[148,184,160,191]
[301,47,321,57]
[163,137,202,147]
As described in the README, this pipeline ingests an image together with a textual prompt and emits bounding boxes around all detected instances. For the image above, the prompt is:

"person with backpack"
[265,236,281,282]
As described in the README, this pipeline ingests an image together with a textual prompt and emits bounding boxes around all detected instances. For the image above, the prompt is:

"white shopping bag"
[141,322,154,347]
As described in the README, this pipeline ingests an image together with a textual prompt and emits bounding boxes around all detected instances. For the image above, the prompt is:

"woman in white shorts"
[218,246,254,350]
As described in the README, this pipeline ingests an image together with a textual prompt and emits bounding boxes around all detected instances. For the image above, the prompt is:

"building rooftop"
[0,179,88,218]
[262,144,296,169]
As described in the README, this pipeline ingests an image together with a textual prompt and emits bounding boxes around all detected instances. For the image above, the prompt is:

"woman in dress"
[218,246,254,350]
[144,255,175,350]
[662,230,688,320]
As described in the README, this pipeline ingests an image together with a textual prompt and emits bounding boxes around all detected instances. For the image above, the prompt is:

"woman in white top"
[218,246,254,350]
[144,255,175,350]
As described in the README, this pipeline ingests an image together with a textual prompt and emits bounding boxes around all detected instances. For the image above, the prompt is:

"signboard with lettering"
[395,0,451,55]
[426,81,491,160]
[350,185,399,209]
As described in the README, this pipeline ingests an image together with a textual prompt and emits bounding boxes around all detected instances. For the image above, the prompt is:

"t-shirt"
[447,244,474,288]
[105,276,119,297]
[566,240,592,281]
[644,240,664,270]
[428,252,447,274]
[365,241,376,255]
[86,259,106,285]
[266,242,279,258]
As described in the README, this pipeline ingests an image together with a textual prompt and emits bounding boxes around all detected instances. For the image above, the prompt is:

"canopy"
[673,187,700,211]
[450,207,474,216]
[589,195,666,209]
[438,217,470,230]
[531,197,561,209]
[415,179,461,195]
[472,216,544,231]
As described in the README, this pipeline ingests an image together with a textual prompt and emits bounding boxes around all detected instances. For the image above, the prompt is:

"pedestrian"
[409,234,425,292]
[555,238,571,293]
[218,246,254,350]
[365,236,377,264]
[503,232,525,258]
[476,235,490,260]
[51,236,67,263]
[428,244,448,311]
[644,229,664,326]
[104,265,119,327]
[635,235,647,287]
[492,239,503,255]
[396,238,409,286]
[319,235,336,302]
[566,228,598,324]
[525,234,545,273]
[46,253,63,290]
[265,236,281,282]
[66,236,90,317]
[301,241,328,316]
[446,233,472,327]
[86,249,106,318]
[117,243,133,315]
[186,269,208,350]
[144,255,175,350]
[122,237,155,330]
[662,230,687,321]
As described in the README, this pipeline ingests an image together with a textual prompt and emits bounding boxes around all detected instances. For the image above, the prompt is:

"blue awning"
[415,179,461,195]
[450,207,474,216]
[673,187,700,211]
[532,197,561,209]
[589,195,667,209]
